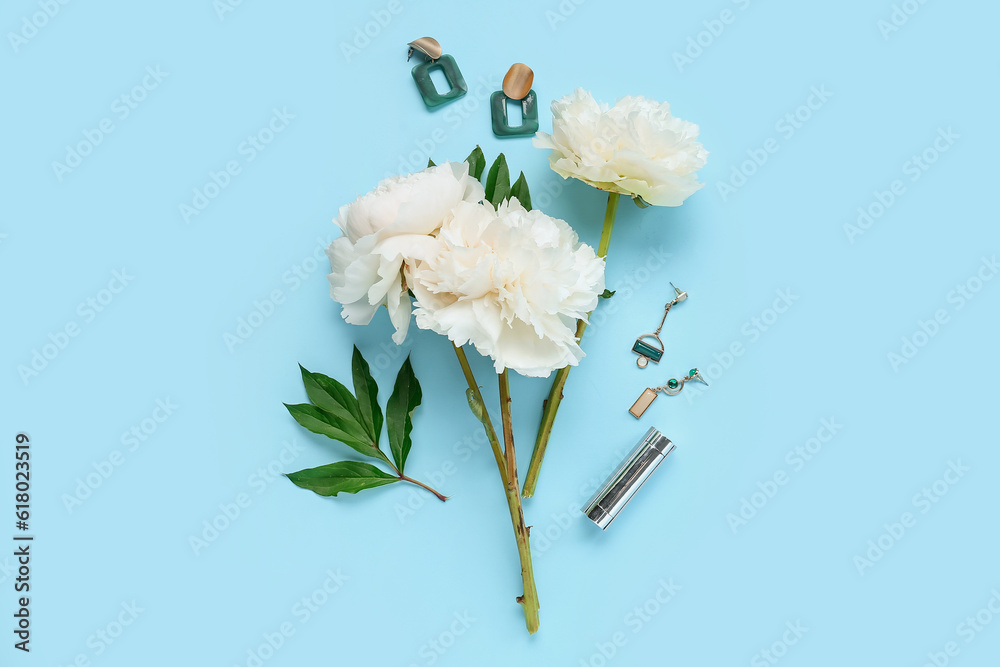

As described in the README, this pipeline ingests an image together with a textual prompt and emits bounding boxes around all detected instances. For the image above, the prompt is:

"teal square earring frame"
[411,54,468,108]
[490,89,539,137]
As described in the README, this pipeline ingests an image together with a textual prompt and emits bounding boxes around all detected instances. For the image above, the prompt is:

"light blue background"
[3,0,999,665]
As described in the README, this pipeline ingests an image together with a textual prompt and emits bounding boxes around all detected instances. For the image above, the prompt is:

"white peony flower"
[410,198,605,378]
[533,88,708,207]
[326,162,485,343]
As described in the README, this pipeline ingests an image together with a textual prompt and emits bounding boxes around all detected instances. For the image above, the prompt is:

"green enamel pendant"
[411,55,467,108]
[491,90,539,137]
[632,335,665,368]
[408,37,467,109]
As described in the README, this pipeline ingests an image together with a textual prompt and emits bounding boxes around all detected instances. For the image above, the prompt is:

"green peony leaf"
[284,403,390,466]
[632,193,650,208]
[386,356,422,474]
[510,171,532,211]
[465,146,486,180]
[286,461,399,497]
[352,346,384,445]
[299,364,365,435]
[600,289,616,299]
[484,153,510,209]
[284,354,448,505]
[427,158,436,168]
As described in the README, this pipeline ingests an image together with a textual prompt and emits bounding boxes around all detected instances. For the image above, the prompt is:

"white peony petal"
[340,296,379,326]
[328,238,381,305]
[384,278,412,344]
[368,254,403,306]
[491,317,583,378]
[373,234,442,264]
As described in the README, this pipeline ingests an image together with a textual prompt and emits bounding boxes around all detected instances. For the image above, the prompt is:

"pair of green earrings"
[406,37,539,137]
[628,283,708,418]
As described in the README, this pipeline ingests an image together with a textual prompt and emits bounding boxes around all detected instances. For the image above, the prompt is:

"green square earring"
[407,37,467,109]
[491,64,539,138]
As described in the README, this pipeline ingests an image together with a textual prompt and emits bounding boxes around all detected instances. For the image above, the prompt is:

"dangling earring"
[632,283,688,368]
[407,37,468,109]
[629,368,708,418]
[491,63,539,137]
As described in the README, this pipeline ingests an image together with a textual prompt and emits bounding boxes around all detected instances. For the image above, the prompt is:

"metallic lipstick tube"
[582,427,675,530]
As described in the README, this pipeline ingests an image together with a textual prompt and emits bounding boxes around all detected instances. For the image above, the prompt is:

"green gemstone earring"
[628,369,708,419]
[491,63,539,137]
[407,37,467,109]
[632,283,688,368]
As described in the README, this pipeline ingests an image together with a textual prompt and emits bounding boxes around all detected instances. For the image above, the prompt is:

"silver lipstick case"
[582,427,675,530]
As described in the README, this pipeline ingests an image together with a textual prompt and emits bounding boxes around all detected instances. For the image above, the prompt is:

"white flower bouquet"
[282,89,706,635]
[287,148,605,633]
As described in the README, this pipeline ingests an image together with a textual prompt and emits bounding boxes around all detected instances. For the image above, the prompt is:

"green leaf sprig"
[464,146,532,211]
[284,347,446,501]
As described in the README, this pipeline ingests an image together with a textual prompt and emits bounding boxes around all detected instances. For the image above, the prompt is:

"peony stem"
[398,474,450,502]
[522,192,620,498]
[450,343,539,633]
[451,345,507,487]
[384,457,450,502]
[498,369,540,634]
[596,191,620,257]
